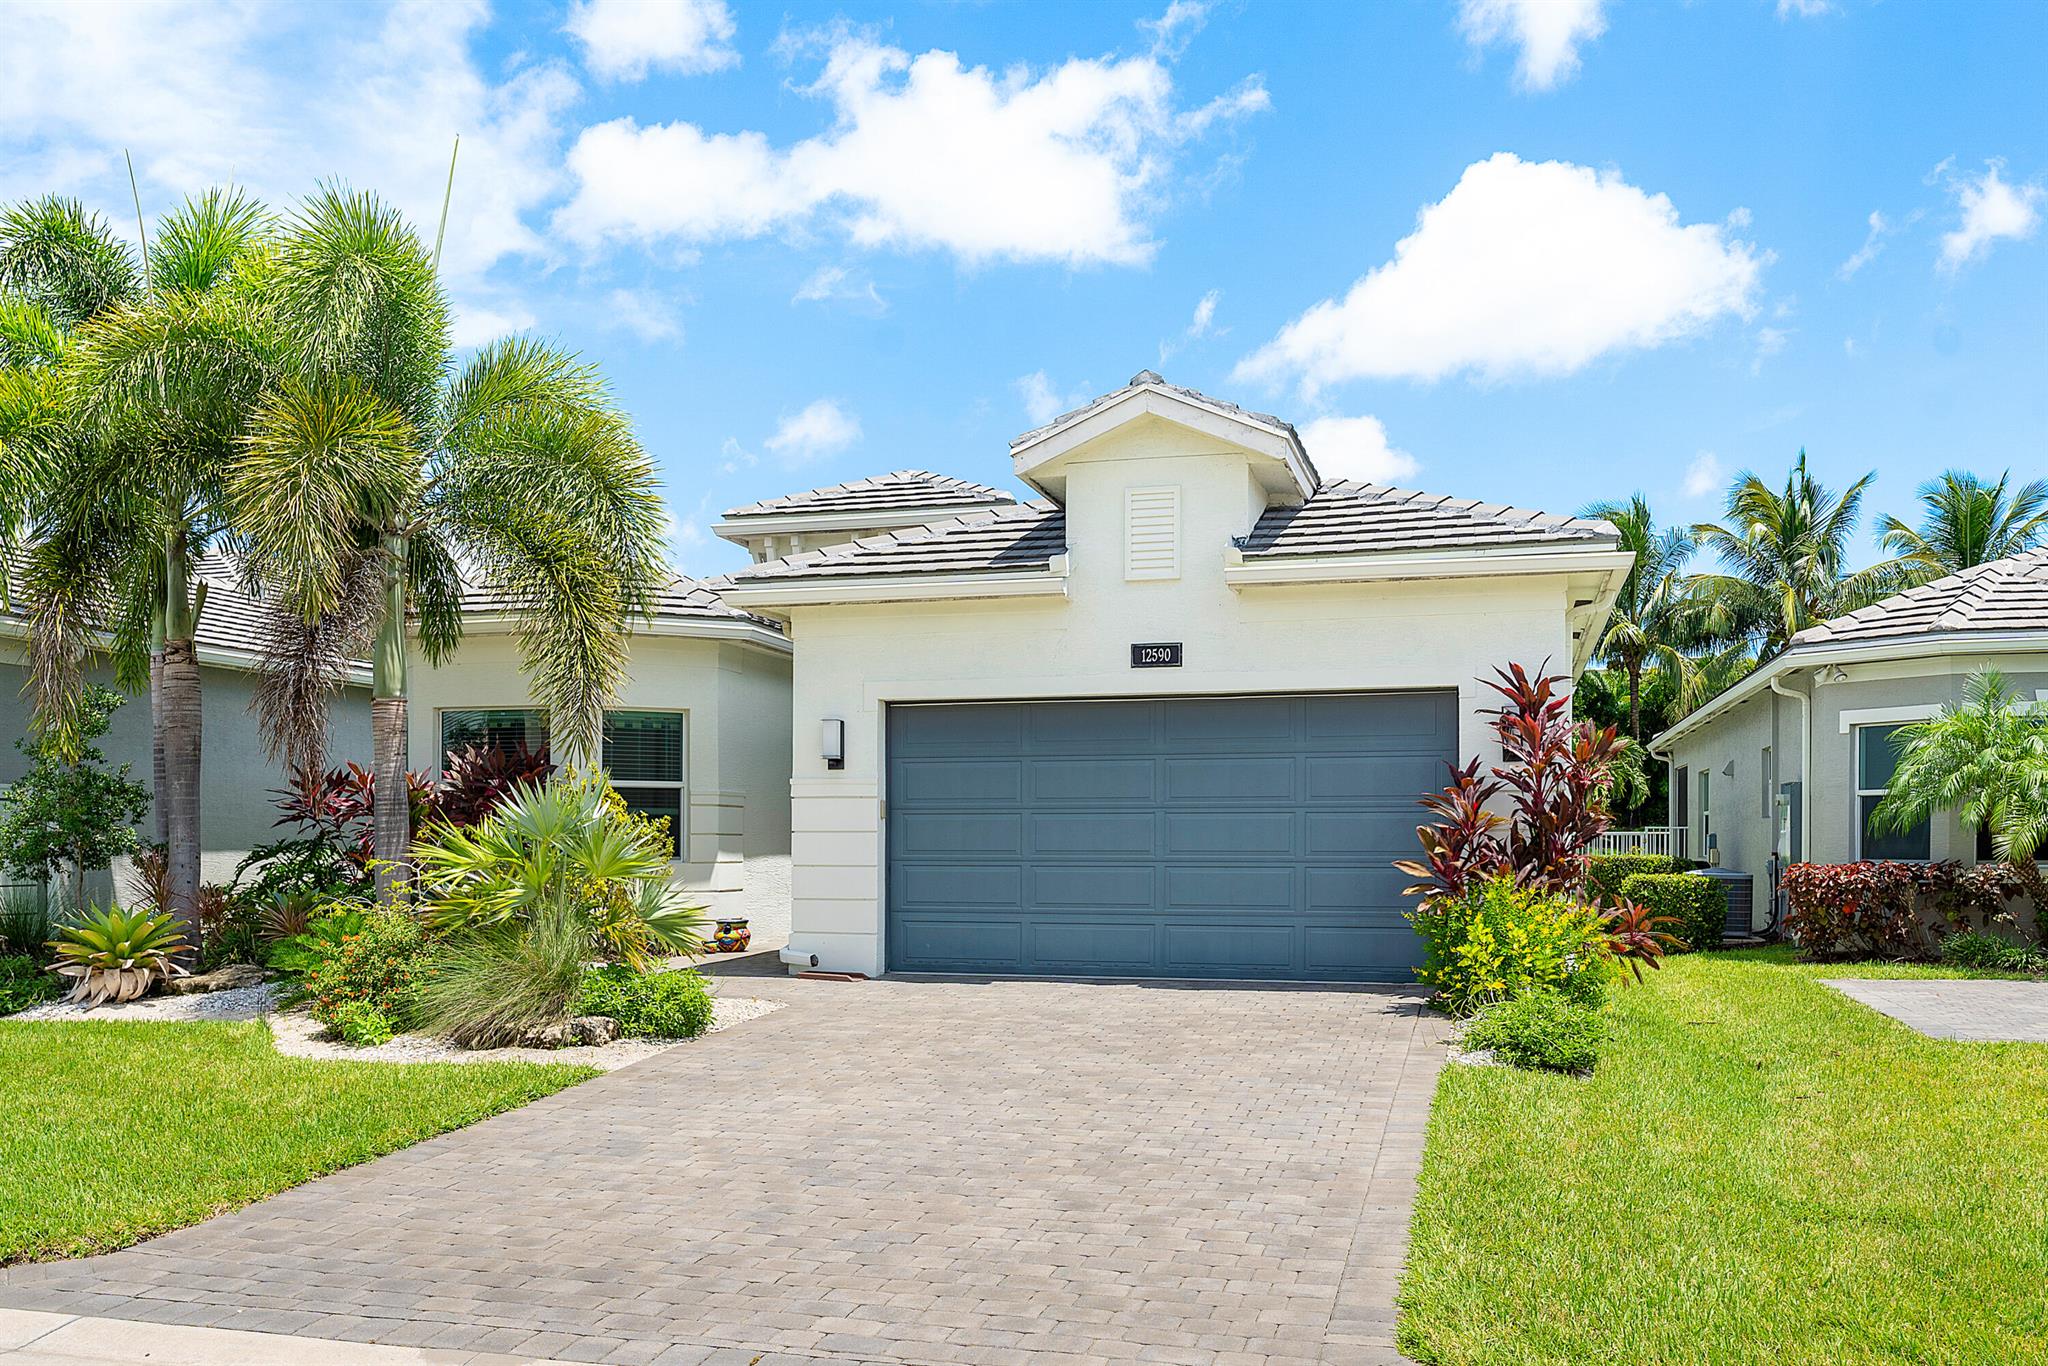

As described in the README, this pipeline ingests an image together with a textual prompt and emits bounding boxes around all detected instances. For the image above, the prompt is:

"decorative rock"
[569,1015,620,1046]
[519,1021,575,1049]
[164,963,269,995]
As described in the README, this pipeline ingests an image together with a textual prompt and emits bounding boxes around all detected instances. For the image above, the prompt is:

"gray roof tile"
[1788,548,2048,648]
[726,502,1065,581]
[462,574,784,633]
[1237,481,1619,558]
[722,470,1014,520]
[1010,370,1302,455]
[3,552,287,664]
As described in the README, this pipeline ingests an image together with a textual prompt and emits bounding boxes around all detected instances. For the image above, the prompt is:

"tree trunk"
[1627,661,1642,745]
[371,535,411,906]
[159,635,203,957]
[149,648,167,847]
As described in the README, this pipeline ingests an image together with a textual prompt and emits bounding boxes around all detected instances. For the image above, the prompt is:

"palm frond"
[0,196,141,328]
[251,546,386,774]
[149,187,273,298]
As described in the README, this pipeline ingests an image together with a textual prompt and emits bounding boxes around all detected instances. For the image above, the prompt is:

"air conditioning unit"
[1692,867,1755,941]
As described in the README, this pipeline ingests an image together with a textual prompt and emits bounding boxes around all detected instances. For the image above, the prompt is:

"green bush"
[1586,853,1678,903]
[0,890,50,961]
[1409,876,1614,1016]
[268,905,373,977]
[305,912,427,1034]
[1463,988,1606,1073]
[0,955,59,1015]
[416,902,588,1048]
[1940,931,2048,974]
[324,1000,396,1046]
[575,965,715,1038]
[1619,873,1728,952]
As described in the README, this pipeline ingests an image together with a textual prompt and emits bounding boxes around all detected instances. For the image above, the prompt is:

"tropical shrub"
[435,742,555,829]
[1463,988,1606,1073]
[267,905,372,976]
[48,904,190,1005]
[416,902,588,1048]
[324,999,397,1046]
[0,954,59,1014]
[1619,873,1727,952]
[0,888,50,961]
[1781,861,2021,960]
[304,911,428,1032]
[1939,931,2047,974]
[1410,876,1613,1016]
[1587,853,1679,903]
[196,885,264,969]
[576,965,715,1038]
[0,684,152,913]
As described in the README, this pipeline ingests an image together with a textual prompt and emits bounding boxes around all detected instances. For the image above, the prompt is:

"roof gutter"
[1222,545,1631,586]
[717,558,1070,615]
[454,612,791,654]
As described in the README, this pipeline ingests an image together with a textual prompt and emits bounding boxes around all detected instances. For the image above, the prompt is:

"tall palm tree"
[1873,670,2048,916]
[1875,470,2048,581]
[15,189,273,946]
[1690,450,1904,657]
[227,190,667,902]
[1580,494,1704,743]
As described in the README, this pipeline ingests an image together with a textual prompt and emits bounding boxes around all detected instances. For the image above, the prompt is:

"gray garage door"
[885,692,1457,981]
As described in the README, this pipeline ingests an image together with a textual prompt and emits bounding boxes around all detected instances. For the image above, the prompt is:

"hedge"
[1588,852,1679,903]
[1619,872,1727,952]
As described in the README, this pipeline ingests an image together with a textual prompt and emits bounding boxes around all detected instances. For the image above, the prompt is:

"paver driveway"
[0,974,1448,1366]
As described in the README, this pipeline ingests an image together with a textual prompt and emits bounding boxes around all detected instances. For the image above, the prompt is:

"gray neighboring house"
[0,559,374,905]
[1653,548,2048,930]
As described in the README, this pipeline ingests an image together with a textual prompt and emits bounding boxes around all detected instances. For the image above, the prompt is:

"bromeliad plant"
[48,904,190,1005]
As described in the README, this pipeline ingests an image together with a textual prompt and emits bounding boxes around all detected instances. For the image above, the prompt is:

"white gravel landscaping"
[5,980,782,1072]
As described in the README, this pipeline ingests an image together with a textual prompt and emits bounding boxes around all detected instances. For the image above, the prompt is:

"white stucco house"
[719,372,1632,981]
[1653,548,2048,932]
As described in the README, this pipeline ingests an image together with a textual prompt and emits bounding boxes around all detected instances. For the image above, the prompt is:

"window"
[603,711,687,858]
[440,708,546,761]
[1674,767,1689,828]
[1760,746,1774,819]
[1698,770,1711,851]
[1856,724,1929,861]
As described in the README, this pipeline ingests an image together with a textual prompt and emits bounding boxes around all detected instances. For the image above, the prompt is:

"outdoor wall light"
[821,717,845,770]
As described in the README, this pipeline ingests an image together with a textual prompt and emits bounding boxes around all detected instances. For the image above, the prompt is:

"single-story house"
[0,558,375,902]
[1653,548,2048,930]
[719,371,1632,982]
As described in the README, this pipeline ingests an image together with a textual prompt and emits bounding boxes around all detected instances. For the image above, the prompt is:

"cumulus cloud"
[1298,415,1419,486]
[765,399,862,463]
[1141,0,1211,60]
[1235,153,1764,394]
[1682,450,1724,499]
[555,33,1268,266]
[1837,210,1889,279]
[1935,159,2042,273]
[603,288,683,342]
[1457,0,1606,92]
[565,0,738,81]
[1015,371,1095,426]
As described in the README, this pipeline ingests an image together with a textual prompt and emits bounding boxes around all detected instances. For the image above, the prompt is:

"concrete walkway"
[1823,977,2048,1041]
[1,974,1448,1366]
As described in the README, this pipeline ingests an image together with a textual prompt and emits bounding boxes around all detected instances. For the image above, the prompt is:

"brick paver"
[1822,977,2048,1041]
[1,975,1449,1365]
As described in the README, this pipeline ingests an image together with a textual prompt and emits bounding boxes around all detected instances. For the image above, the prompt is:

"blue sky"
[4,0,2043,577]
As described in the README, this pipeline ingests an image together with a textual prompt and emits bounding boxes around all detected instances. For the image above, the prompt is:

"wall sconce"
[821,717,845,771]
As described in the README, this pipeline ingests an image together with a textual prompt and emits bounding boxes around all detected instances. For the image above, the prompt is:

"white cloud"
[1936,160,2043,273]
[603,288,683,342]
[555,34,1268,266]
[1014,371,1094,426]
[793,264,886,310]
[764,399,862,463]
[1682,450,1723,499]
[1837,210,1889,279]
[1457,0,1607,92]
[1298,415,1419,486]
[717,436,758,474]
[1775,0,1834,17]
[1158,287,1223,364]
[1750,325,1789,374]
[1235,153,1764,393]
[1141,1,1210,60]
[565,0,738,81]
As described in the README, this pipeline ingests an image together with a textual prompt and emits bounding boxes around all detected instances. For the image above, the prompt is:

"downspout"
[1769,669,1811,862]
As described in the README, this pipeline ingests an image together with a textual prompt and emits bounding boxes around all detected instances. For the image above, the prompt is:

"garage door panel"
[887,692,1453,981]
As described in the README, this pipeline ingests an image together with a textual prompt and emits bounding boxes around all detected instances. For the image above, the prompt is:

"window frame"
[1853,722,1930,862]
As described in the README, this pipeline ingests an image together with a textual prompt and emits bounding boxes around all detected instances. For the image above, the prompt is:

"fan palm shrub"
[48,904,190,1004]
[1876,470,2048,581]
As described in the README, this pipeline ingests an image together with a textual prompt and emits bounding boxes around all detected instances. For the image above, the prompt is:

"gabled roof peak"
[721,469,1014,521]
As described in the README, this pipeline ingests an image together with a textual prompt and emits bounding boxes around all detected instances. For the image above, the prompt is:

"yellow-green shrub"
[1409,876,1614,1015]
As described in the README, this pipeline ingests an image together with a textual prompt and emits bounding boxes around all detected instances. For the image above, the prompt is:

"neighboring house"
[405,578,796,942]
[720,371,1631,982]
[0,559,374,902]
[1654,549,2048,929]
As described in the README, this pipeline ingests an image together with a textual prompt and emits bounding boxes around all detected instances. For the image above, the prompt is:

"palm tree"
[1875,470,2048,581]
[1872,670,2048,916]
[13,190,272,946]
[1580,495,1704,743]
[227,190,667,902]
[1690,450,1904,657]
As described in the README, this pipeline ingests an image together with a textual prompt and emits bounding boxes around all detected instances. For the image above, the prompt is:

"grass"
[0,1018,595,1264]
[1399,947,2048,1365]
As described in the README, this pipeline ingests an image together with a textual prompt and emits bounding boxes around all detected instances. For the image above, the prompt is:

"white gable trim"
[1010,384,1316,500]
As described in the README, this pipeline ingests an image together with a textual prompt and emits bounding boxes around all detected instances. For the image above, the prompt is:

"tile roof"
[722,470,1014,520]
[461,574,784,633]
[1236,481,1620,558]
[2,552,287,665]
[1787,548,2048,649]
[726,502,1065,581]
[1010,370,1302,455]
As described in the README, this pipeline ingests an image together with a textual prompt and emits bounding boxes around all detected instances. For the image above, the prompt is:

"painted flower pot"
[711,918,752,953]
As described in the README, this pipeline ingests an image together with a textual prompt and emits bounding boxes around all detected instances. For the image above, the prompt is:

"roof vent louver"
[1125,485,1181,581]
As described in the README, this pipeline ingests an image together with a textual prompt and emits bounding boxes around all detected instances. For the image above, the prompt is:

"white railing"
[1591,827,1687,859]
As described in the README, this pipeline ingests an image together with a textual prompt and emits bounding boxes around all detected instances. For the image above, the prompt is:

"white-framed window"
[436,706,688,858]
[1698,770,1711,853]
[1854,723,1929,861]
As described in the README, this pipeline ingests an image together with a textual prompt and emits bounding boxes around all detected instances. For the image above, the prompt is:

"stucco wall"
[781,421,1579,976]
[0,651,373,903]
[1665,650,2048,929]
[404,628,794,930]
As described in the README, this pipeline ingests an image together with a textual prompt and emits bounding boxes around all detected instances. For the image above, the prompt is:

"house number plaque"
[1130,642,1183,668]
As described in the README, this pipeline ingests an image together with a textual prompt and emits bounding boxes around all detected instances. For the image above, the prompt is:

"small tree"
[0,684,152,911]
[1872,670,2048,920]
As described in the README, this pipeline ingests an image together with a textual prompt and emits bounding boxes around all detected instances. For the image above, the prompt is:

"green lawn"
[0,1019,595,1263]
[1399,949,2048,1365]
